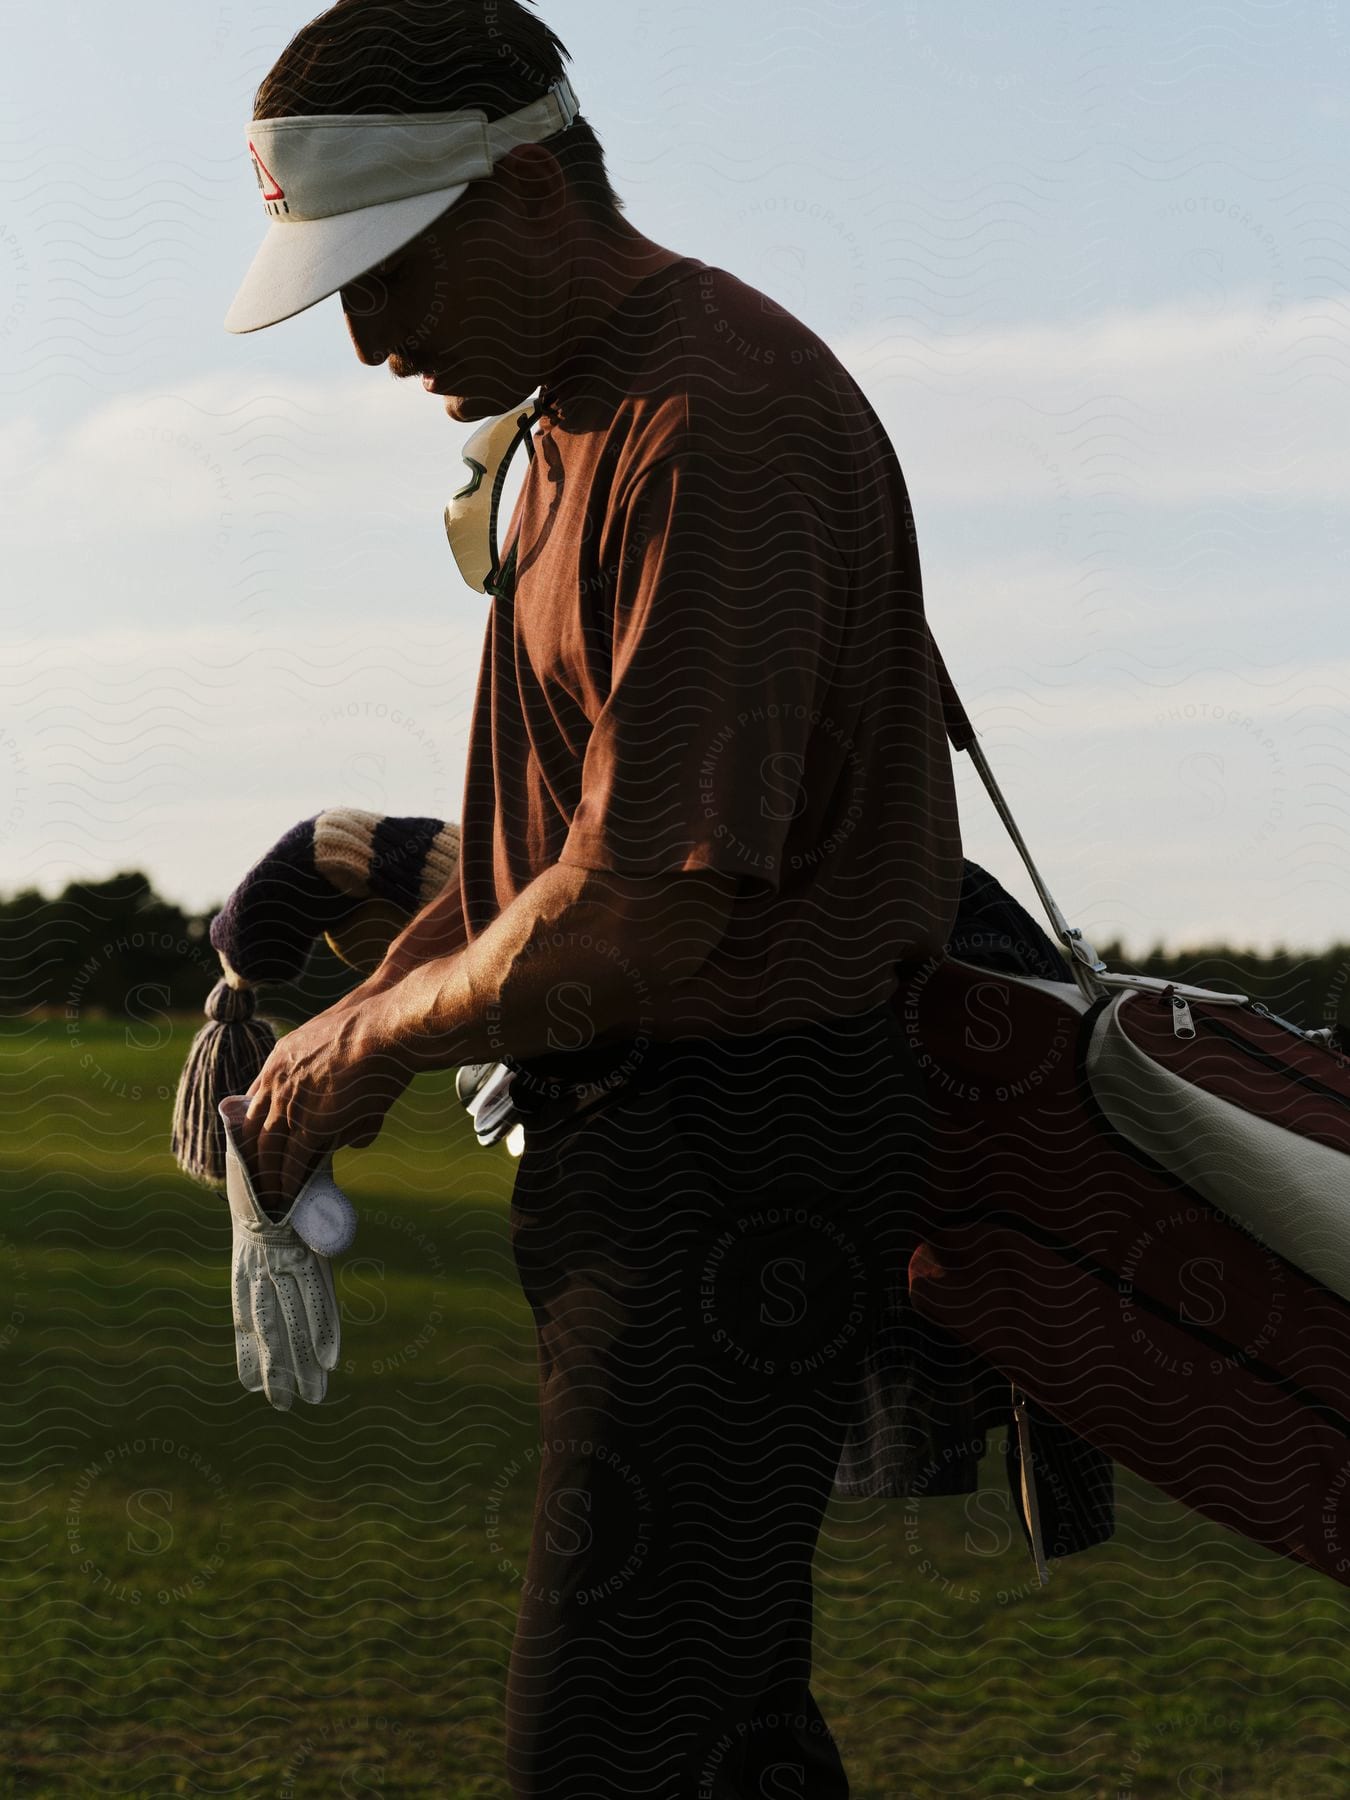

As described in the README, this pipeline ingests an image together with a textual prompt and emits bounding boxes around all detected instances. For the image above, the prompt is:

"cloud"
[836,293,1350,506]
[0,370,473,551]
[4,299,1349,944]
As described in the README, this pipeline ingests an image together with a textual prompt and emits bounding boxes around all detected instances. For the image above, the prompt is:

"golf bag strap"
[930,625,977,753]
[927,624,1108,1003]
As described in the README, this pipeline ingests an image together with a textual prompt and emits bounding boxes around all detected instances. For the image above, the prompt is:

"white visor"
[224,75,580,335]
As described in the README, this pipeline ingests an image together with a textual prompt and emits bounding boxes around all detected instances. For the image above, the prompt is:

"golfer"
[226,3,965,1794]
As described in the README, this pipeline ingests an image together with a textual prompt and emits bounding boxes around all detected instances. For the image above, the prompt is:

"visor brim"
[223,184,470,335]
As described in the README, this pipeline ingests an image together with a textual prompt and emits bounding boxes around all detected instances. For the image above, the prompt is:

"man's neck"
[540,219,687,392]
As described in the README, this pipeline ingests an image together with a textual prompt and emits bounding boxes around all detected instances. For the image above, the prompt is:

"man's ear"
[495,141,569,219]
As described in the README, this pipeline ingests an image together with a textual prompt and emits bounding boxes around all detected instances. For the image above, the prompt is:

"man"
[226,3,965,1794]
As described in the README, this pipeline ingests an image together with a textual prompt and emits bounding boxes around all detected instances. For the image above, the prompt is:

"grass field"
[4,1016,1350,1797]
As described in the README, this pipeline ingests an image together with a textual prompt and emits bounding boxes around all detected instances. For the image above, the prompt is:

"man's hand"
[240,996,413,1217]
[237,864,738,1199]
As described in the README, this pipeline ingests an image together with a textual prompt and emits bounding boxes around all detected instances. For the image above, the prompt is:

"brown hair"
[253,0,625,223]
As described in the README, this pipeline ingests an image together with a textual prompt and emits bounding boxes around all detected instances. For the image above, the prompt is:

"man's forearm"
[360,862,736,1074]
[377,866,657,1072]
[329,876,470,1016]
[371,874,470,987]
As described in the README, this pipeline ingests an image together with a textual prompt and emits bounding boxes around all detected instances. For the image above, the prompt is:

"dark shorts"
[502,1003,933,1799]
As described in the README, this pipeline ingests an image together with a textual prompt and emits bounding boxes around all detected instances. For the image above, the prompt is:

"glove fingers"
[251,1268,298,1411]
[270,1261,332,1403]
[233,1243,265,1393]
[233,1213,341,1407]
[300,1253,342,1373]
[317,1254,341,1371]
[235,1322,264,1393]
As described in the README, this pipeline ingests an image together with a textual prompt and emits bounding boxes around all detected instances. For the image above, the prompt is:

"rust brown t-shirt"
[458,256,964,1037]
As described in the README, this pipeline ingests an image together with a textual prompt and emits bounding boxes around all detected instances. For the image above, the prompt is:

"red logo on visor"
[248,141,286,204]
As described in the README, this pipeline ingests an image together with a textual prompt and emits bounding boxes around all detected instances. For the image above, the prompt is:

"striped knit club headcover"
[171,807,460,1186]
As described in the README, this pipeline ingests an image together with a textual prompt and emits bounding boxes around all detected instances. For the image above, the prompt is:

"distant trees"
[0,872,358,1025]
[3,870,1350,1041]
[1091,938,1350,1039]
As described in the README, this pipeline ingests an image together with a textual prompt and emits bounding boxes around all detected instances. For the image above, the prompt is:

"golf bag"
[905,632,1350,1592]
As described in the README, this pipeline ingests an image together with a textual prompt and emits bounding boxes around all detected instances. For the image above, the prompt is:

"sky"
[2,1,1348,955]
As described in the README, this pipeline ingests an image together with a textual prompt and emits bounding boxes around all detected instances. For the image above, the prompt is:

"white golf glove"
[218,1096,358,1410]
[456,1062,526,1156]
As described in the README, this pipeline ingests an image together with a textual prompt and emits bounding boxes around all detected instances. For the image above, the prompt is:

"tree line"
[1,872,357,1028]
[4,868,1350,1040]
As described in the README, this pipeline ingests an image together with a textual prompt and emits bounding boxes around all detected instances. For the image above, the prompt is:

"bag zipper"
[1169,991,1195,1039]
[1179,1004,1350,1117]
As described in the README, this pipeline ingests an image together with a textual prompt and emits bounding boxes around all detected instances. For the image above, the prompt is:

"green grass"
[3,1018,1350,1796]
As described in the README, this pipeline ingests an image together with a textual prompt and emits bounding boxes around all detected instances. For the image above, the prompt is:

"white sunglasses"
[443,399,547,595]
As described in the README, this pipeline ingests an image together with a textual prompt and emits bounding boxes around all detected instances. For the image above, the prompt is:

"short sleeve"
[559,451,842,891]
